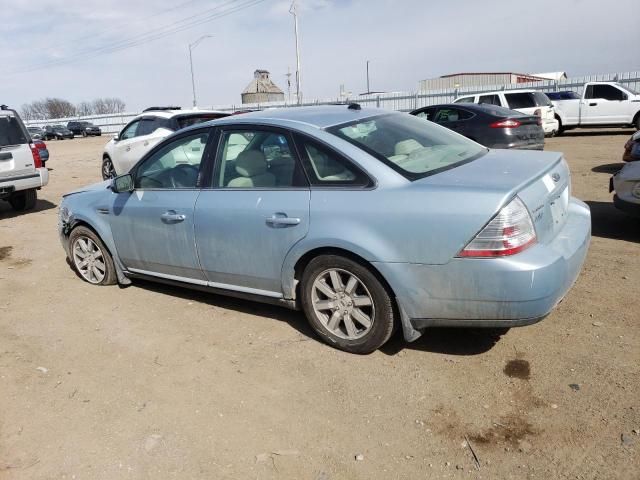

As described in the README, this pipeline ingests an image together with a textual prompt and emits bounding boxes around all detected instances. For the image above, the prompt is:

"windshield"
[328,113,487,180]
[618,83,639,95]
[53,124,64,129]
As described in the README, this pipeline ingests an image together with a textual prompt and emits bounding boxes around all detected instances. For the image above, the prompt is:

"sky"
[1,0,638,112]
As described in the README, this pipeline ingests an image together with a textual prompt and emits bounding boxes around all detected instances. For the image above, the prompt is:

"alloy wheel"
[102,159,116,180]
[72,236,107,284]
[311,268,375,340]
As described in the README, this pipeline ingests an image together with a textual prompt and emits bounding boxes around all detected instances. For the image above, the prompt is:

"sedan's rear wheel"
[69,226,116,285]
[301,255,395,354]
[102,157,116,180]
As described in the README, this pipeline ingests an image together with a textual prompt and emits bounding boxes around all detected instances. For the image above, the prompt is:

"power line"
[9,0,267,75]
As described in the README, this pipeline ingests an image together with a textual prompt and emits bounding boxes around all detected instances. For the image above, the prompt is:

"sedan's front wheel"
[301,255,395,354]
[69,226,117,285]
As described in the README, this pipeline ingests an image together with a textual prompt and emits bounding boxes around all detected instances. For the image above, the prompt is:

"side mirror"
[112,133,120,141]
[111,174,133,193]
[621,93,628,101]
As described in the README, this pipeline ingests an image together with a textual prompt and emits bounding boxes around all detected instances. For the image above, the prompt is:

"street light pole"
[289,1,302,104]
[366,60,370,94]
[189,35,214,108]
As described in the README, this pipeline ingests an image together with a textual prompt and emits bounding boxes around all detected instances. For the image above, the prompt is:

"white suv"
[102,107,229,179]
[455,89,559,136]
[0,105,49,211]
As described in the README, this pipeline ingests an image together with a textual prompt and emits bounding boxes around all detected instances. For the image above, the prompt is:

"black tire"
[82,131,87,137]
[8,189,37,211]
[68,226,117,286]
[102,156,116,180]
[555,116,564,136]
[634,115,640,131]
[300,255,395,354]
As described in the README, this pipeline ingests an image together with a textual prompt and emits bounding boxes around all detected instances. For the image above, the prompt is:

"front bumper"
[374,198,591,337]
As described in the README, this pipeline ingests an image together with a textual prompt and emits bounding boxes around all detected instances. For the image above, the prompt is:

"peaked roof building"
[241,70,285,104]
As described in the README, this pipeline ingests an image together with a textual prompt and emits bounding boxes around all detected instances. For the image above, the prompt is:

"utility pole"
[286,67,292,104]
[289,1,302,104]
[366,60,371,94]
[189,35,214,108]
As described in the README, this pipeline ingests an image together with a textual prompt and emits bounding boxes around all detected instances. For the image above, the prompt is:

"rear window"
[328,113,487,180]
[0,114,29,147]
[477,104,526,117]
[532,92,552,106]
[504,93,537,109]
[176,113,229,130]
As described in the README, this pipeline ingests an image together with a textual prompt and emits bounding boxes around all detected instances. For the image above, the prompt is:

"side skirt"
[124,271,299,310]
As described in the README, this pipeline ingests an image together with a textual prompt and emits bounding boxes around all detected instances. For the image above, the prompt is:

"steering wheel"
[170,164,199,188]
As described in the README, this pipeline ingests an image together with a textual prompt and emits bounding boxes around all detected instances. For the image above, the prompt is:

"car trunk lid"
[417,149,570,244]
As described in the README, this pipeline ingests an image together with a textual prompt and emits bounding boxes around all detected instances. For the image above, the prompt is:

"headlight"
[632,182,640,199]
[59,206,70,223]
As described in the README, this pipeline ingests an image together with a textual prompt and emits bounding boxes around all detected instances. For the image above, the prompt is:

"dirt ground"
[1,130,638,480]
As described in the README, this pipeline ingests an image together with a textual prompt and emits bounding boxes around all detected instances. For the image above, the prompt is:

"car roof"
[207,105,394,129]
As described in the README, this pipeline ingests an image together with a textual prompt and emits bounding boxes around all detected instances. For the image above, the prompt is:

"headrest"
[394,139,423,156]
[235,150,267,177]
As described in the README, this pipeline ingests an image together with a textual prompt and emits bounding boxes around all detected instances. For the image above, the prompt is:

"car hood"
[63,179,111,197]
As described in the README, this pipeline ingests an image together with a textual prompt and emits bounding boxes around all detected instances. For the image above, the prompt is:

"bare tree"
[44,98,76,119]
[76,101,93,117]
[103,97,126,114]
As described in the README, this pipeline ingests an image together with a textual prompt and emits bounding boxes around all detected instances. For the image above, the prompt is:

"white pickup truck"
[551,82,640,133]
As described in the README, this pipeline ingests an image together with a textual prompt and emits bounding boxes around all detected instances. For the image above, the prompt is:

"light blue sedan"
[59,105,591,353]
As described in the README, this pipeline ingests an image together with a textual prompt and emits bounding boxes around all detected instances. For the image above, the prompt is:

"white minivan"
[454,89,559,136]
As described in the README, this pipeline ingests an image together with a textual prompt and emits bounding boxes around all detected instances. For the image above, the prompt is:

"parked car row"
[25,122,102,140]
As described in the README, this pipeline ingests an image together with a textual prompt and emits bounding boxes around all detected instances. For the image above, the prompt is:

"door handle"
[126,146,131,152]
[161,211,186,223]
[143,141,149,146]
[589,102,598,106]
[266,214,301,227]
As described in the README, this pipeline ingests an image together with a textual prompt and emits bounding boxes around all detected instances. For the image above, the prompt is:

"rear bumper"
[542,119,559,134]
[374,198,591,334]
[0,167,48,193]
[613,194,640,217]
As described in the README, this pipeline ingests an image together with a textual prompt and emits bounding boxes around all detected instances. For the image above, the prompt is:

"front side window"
[454,96,475,104]
[433,108,473,123]
[414,107,436,120]
[589,84,625,101]
[478,94,501,106]
[120,120,140,140]
[505,93,536,109]
[137,118,162,136]
[328,113,486,180]
[135,131,209,189]
[216,130,306,188]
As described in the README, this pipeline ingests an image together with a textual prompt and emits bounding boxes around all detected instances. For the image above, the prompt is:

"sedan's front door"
[109,129,213,281]
[194,127,310,296]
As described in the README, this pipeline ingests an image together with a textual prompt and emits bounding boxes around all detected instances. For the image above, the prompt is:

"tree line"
[20,97,126,120]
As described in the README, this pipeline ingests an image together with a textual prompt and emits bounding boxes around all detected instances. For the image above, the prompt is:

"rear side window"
[505,93,536,109]
[533,92,552,106]
[296,137,369,187]
[478,94,501,106]
[454,96,475,103]
[0,115,29,147]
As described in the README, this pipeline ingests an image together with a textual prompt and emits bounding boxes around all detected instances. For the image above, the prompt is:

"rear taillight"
[537,118,542,126]
[459,197,537,258]
[490,119,521,128]
[29,143,43,169]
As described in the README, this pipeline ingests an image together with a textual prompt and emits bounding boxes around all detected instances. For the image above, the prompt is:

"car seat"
[227,150,276,188]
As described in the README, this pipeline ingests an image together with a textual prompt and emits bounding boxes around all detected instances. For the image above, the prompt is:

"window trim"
[292,132,375,190]
[209,124,311,191]
[129,126,216,191]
